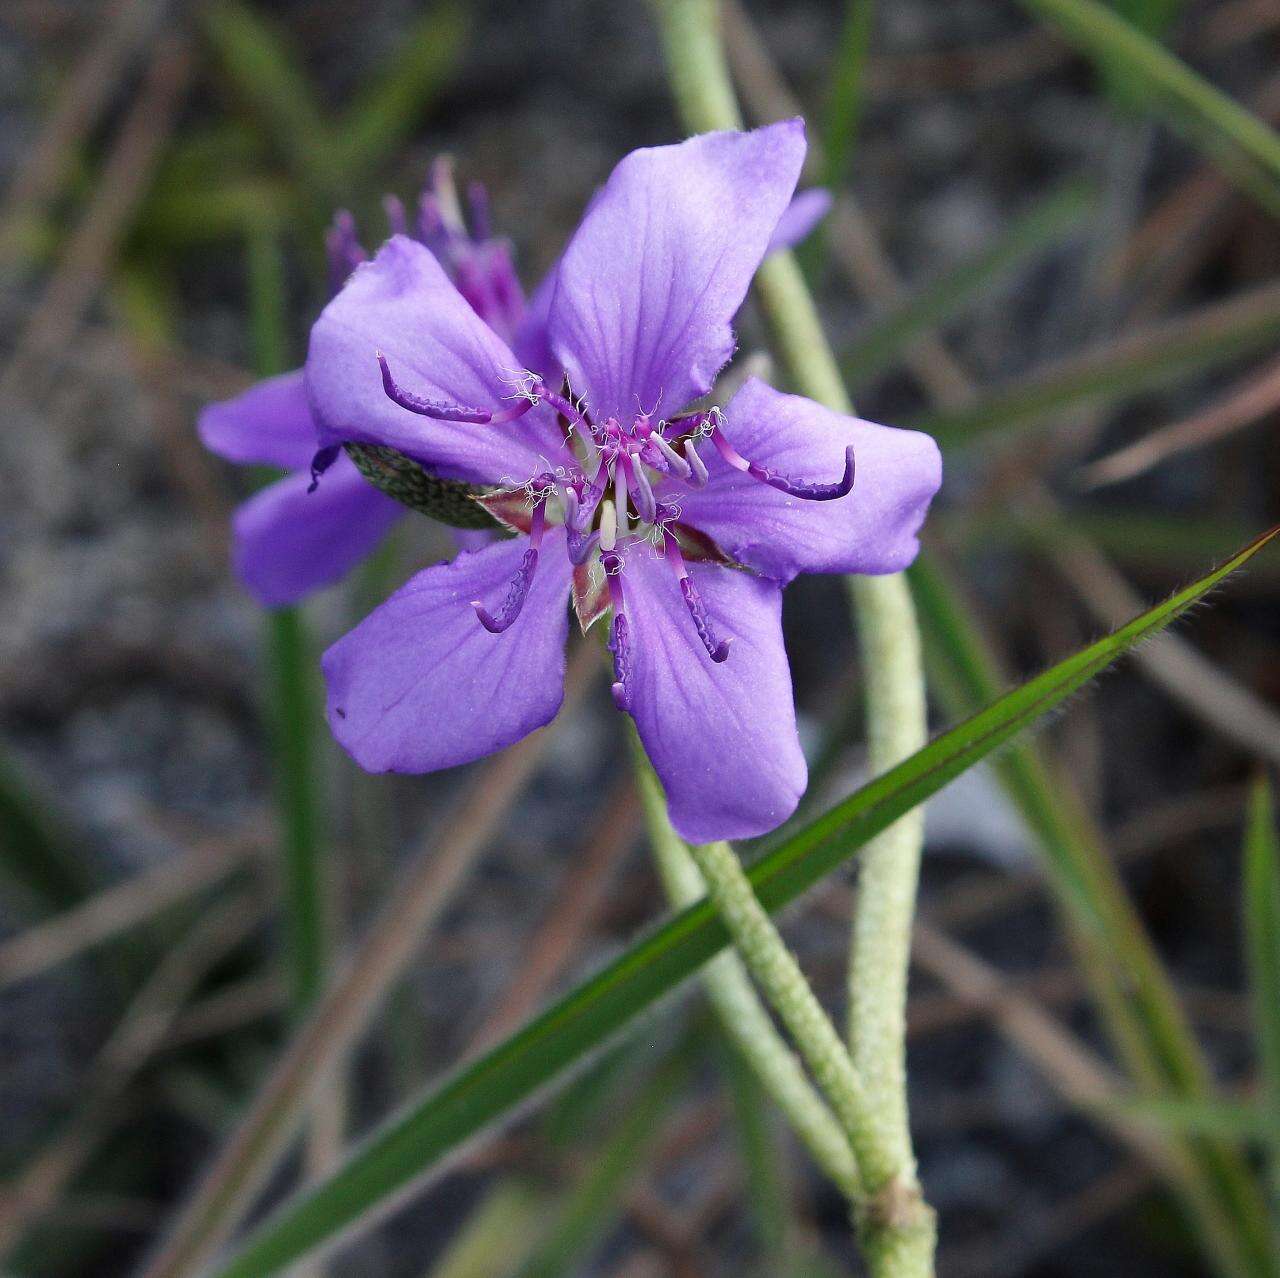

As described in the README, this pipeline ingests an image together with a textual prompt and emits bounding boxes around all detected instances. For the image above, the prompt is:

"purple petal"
[673,378,941,583]
[620,553,806,842]
[511,261,559,381]
[306,236,570,486]
[322,528,573,773]
[233,455,403,608]
[198,369,316,471]
[547,121,806,423]
[766,188,833,255]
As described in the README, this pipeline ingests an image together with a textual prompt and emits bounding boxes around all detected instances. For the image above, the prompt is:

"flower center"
[362,361,856,709]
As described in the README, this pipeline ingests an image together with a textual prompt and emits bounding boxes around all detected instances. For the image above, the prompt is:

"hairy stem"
[631,738,860,1201]
[650,1,934,1271]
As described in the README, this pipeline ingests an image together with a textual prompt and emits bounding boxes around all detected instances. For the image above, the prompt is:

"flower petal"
[323,528,573,773]
[198,369,316,471]
[233,457,403,608]
[674,378,941,582]
[511,261,558,381]
[547,121,806,422]
[306,236,569,485]
[620,552,806,842]
[766,188,832,255]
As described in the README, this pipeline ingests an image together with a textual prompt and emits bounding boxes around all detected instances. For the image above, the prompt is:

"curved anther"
[663,530,730,663]
[378,354,537,426]
[679,577,731,663]
[712,428,855,501]
[378,353,492,422]
[471,483,551,633]
[472,548,538,633]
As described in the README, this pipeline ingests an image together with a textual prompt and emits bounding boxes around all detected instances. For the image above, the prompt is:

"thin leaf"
[1243,774,1280,1198]
[844,179,1096,387]
[1101,1096,1272,1141]
[204,528,1280,1278]
[202,2,341,202]
[333,3,468,179]
[513,1047,690,1278]
[0,749,99,915]
[912,550,1276,1278]
[913,280,1280,447]
[247,230,328,1013]
[821,0,875,194]
[1014,0,1280,213]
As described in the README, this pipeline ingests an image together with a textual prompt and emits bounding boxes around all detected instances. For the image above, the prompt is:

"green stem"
[649,2,933,1269]
[632,739,860,1201]
[247,227,328,1015]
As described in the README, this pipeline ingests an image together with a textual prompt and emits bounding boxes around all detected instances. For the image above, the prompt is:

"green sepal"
[343,443,502,531]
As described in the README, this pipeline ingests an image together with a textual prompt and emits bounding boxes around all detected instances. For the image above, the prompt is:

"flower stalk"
[650,0,934,1272]
[630,733,861,1201]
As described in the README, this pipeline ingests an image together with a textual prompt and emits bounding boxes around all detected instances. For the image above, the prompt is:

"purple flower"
[311,121,940,843]
[197,162,534,607]
[199,158,832,609]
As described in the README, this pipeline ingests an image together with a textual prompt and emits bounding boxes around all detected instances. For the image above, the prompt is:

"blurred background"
[2,0,1280,1274]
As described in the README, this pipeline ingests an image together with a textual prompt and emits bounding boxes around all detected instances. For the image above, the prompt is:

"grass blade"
[334,3,468,180]
[911,550,1276,1278]
[203,528,1280,1278]
[821,0,874,194]
[1243,774,1280,1207]
[1013,0,1280,212]
[1103,1096,1271,1141]
[202,1,341,203]
[913,279,1280,446]
[843,179,1096,387]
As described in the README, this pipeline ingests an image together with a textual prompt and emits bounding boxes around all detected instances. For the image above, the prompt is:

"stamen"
[471,486,549,634]
[602,550,630,711]
[613,463,630,535]
[471,547,538,633]
[650,431,692,478]
[599,499,618,552]
[430,156,466,234]
[711,428,855,501]
[382,194,407,237]
[325,210,365,294]
[562,487,599,565]
[664,531,730,663]
[377,353,536,425]
[682,440,709,488]
[628,457,657,525]
[466,180,491,241]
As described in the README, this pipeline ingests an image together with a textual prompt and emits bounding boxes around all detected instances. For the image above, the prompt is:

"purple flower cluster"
[200,121,940,842]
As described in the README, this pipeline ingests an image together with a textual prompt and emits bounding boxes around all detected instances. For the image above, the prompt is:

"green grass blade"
[843,179,1095,387]
[1102,1096,1272,1141]
[513,1048,689,1278]
[914,280,1280,447]
[911,550,1276,1278]
[334,3,468,180]
[202,529,1280,1278]
[202,1,341,203]
[0,749,99,915]
[247,230,328,1012]
[1014,0,1280,212]
[821,0,874,195]
[1243,774,1280,1207]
